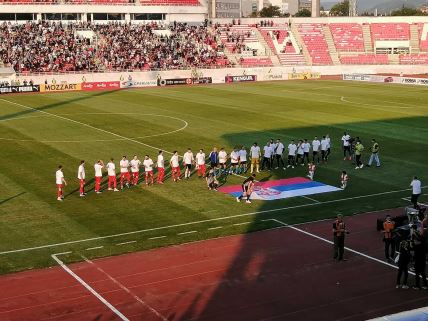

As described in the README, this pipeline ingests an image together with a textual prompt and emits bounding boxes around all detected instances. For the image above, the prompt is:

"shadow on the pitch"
[0,192,26,206]
[0,89,119,121]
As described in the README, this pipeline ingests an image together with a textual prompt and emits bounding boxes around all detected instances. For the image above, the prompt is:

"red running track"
[1,208,428,321]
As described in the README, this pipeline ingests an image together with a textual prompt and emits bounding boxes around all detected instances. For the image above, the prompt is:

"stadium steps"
[410,23,420,54]
[269,54,282,66]
[362,23,374,52]
[290,23,312,65]
[322,24,341,65]
[254,28,274,57]
[388,54,399,64]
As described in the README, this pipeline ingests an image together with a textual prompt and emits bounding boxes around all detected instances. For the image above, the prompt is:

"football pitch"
[0,79,427,275]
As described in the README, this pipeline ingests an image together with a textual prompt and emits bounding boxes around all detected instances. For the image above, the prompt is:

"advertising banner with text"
[40,83,81,93]
[82,81,120,91]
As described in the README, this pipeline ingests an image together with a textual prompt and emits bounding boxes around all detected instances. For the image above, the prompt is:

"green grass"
[0,80,427,274]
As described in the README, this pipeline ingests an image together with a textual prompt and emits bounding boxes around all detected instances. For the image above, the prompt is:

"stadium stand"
[0,22,229,73]
[399,54,428,64]
[296,23,332,65]
[418,23,428,51]
[239,57,273,66]
[329,23,364,52]
[340,54,389,65]
[371,23,410,41]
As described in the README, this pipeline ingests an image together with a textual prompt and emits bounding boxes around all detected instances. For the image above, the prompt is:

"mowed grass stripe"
[0,80,426,274]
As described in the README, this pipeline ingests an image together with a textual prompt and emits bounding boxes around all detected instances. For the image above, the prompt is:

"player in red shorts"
[77,160,86,197]
[94,160,104,194]
[106,158,119,191]
[156,150,165,184]
[170,151,181,182]
[130,155,141,185]
[56,165,67,201]
[196,149,206,177]
[143,155,154,185]
[307,162,316,180]
[119,156,131,190]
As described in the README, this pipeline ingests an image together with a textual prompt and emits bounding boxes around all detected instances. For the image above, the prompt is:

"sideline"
[51,253,130,321]
[0,186,423,255]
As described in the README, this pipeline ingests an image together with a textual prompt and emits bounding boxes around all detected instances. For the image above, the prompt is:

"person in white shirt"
[106,158,119,191]
[238,146,248,174]
[269,139,277,164]
[218,148,228,173]
[250,142,261,174]
[183,148,194,179]
[274,139,285,170]
[325,134,331,160]
[342,132,352,160]
[77,160,85,197]
[262,142,273,171]
[410,176,422,209]
[303,139,311,164]
[287,140,297,168]
[195,149,206,177]
[56,165,67,201]
[143,155,154,185]
[130,155,141,185]
[119,156,131,189]
[94,160,104,194]
[156,150,165,184]
[296,139,304,166]
[341,171,349,189]
[320,136,328,163]
[229,148,240,174]
[312,136,321,164]
[170,151,181,182]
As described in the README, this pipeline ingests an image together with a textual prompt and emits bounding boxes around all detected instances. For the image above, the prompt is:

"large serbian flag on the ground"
[218,177,341,201]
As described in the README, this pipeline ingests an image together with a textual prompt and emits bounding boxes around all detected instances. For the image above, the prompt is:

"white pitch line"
[116,241,137,246]
[1,186,425,255]
[233,222,251,226]
[82,255,168,321]
[300,195,320,203]
[0,99,176,155]
[85,246,104,251]
[268,218,416,275]
[401,197,428,207]
[177,231,197,235]
[51,254,130,321]
[148,236,167,240]
[208,226,223,230]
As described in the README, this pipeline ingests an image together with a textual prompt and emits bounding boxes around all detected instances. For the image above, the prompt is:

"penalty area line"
[51,253,130,321]
[1,186,425,256]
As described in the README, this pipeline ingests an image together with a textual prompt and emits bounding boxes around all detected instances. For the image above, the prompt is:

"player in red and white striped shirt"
[341,171,349,189]
[307,162,316,180]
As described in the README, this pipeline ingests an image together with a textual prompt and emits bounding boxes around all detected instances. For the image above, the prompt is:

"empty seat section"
[329,23,364,51]
[297,23,332,65]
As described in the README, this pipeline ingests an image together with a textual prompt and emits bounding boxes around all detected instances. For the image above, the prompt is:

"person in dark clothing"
[411,225,428,289]
[333,214,348,261]
[396,240,411,289]
[236,174,256,204]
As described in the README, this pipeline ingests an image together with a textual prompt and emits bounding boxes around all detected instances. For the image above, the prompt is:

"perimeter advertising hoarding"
[225,75,257,83]
[82,81,120,91]
[40,83,81,93]
[288,72,321,80]
[157,77,213,86]
[0,85,40,94]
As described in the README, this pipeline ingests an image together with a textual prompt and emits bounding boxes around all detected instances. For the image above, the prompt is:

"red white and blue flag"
[218,177,341,201]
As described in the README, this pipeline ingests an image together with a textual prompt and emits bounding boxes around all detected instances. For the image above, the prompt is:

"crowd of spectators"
[95,22,228,71]
[0,21,97,73]
[0,21,230,73]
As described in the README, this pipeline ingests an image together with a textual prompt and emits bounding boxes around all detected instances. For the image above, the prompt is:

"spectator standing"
[410,176,422,209]
[396,240,411,289]
[411,225,428,290]
[354,141,364,169]
[382,215,395,262]
[333,214,348,261]
[367,139,380,167]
